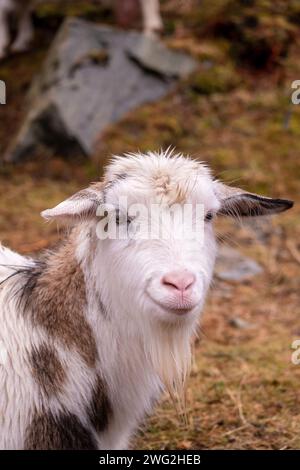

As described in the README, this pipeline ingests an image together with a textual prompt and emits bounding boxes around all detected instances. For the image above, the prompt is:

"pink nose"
[162,270,196,294]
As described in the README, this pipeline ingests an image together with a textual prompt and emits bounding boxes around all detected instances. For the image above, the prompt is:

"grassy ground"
[0,0,299,449]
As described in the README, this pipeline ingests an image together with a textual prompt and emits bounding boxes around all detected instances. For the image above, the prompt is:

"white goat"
[0,0,163,60]
[0,150,293,449]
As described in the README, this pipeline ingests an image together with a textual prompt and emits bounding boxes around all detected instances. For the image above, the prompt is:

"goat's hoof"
[143,25,164,38]
[10,41,32,54]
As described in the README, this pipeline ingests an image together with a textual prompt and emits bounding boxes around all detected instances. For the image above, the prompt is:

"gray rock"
[127,35,197,78]
[4,18,197,162]
[215,246,263,282]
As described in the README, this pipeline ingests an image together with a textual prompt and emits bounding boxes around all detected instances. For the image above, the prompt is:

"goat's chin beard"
[142,318,197,405]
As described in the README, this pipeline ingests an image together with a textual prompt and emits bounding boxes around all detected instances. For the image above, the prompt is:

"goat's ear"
[214,182,293,217]
[41,185,103,224]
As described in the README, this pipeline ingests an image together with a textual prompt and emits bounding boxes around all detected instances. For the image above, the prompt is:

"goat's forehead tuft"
[103,151,213,204]
[104,150,210,178]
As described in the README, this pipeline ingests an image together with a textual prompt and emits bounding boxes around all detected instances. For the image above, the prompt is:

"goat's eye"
[205,211,214,222]
[115,211,132,226]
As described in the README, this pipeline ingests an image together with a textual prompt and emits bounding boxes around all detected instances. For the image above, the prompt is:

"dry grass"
[135,216,300,449]
[0,0,299,450]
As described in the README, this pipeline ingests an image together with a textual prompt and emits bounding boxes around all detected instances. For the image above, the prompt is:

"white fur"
[2,150,283,450]
[0,0,13,59]
[11,4,34,53]
[0,151,220,449]
[140,0,163,35]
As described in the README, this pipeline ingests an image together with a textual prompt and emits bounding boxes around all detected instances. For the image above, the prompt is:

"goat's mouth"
[167,306,195,316]
[147,294,197,316]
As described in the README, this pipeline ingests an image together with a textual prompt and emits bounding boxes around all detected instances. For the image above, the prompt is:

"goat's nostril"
[162,270,196,293]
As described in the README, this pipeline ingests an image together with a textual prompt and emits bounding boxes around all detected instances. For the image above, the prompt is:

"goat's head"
[42,151,293,328]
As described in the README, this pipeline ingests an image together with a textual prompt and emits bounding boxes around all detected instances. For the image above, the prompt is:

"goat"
[0,0,163,61]
[0,0,33,60]
[0,150,293,449]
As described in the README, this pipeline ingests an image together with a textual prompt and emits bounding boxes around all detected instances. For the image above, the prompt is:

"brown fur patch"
[24,411,97,450]
[21,235,98,368]
[88,376,113,433]
[171,183,188,205]
[30,344,66,398]
[153,172,187,205]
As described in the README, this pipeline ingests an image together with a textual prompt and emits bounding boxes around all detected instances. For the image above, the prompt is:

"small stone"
[215,246,263,282]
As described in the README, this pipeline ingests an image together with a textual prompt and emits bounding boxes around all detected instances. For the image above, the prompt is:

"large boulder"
[4,18,197,162]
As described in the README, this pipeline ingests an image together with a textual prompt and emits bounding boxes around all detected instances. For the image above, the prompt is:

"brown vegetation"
[0,0,299,449]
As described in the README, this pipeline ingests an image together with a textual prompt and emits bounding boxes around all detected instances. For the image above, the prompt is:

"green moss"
[188,64,240,95]
[188,0,297,70]
[189,0,233,30]
[212,148,239,168]
[35,1,112,23]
